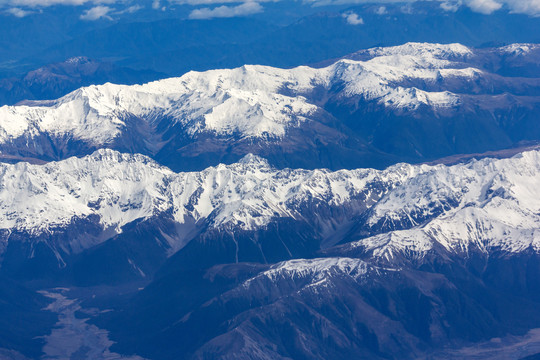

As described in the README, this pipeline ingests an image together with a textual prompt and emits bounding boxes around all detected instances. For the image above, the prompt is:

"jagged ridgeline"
[1,43,540,359]
[1,147,539,280]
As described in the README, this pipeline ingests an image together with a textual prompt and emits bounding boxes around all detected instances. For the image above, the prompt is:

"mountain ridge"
[1,42,540,173]
[1,148,540,284]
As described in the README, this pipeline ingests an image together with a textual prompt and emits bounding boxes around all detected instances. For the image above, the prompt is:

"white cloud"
[0,0,539,18]
[440,1,460,11]
[505,0,540,15]
[375,5,387,14]
[306,0,410,6]
[5,6,32,15]
[80,4,112,19]
[342,11,363,24]
[303,0,540,16]
[175,0,275,4]
[124,4,142,12]
[114,4,142,13]
[9,0,83,6]
[465,0,502,14]
[5,0,114,7]
[400,3,414,13]
[460,0,540,15]
[189,1,262,19]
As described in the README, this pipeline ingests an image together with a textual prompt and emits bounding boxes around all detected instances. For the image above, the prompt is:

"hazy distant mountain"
[0,57,163,105]
[2,2,540,81]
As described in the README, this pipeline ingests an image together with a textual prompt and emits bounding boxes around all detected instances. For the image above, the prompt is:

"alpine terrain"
[1,41,540,360]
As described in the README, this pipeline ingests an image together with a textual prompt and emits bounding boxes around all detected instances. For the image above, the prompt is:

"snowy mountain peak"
[245,257,377,288]
[236,153,271,167]
[355,42,473,61]
[65,56,92,65]
[500,43,540,55]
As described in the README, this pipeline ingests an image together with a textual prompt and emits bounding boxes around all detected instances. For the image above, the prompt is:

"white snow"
[359,42,473,59]
[239,257,385,294]
[0,41,538,261]
[259,257,372,282]
[499,43,540,56]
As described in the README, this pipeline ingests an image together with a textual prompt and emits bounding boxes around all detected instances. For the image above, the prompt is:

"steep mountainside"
[0,144,538,358]
[0,149,417,281]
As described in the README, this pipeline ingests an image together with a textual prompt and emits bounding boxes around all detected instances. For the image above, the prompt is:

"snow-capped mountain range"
[2,42,540,360]
[0,42,539,171]
[0,150,396,234]
[1,147,539,271]
[0,149,415,261]
[0,42,471,141]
